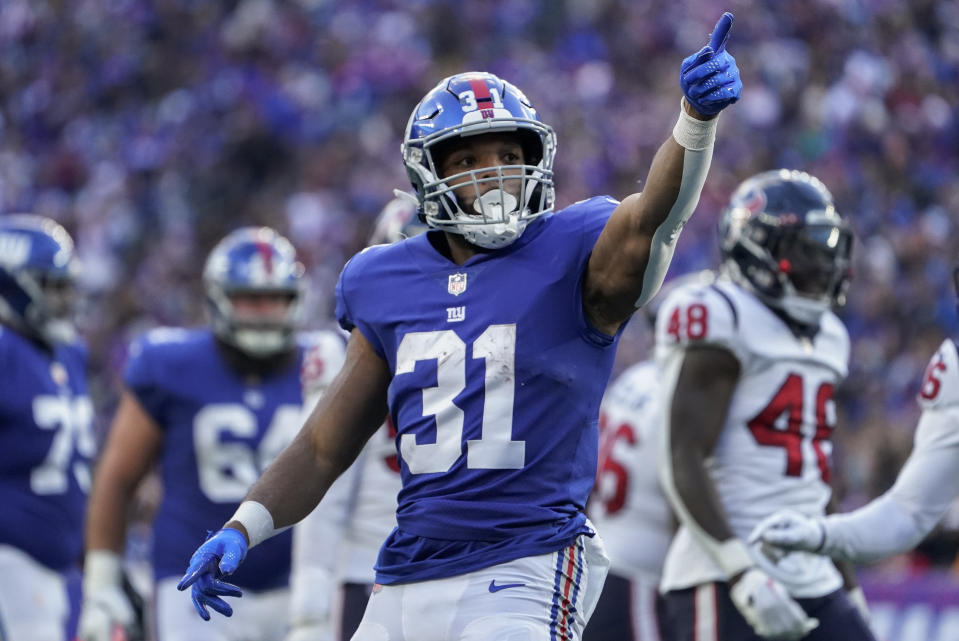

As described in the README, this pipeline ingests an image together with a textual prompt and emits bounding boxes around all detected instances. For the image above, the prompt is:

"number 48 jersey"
[655,276,849,598]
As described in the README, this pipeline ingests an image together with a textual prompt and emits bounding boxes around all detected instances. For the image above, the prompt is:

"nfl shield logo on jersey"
[448,273,467,296]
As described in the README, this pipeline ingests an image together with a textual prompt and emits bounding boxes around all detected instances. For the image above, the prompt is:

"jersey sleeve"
[823,407,959,562]
[334,249,387,360]
[122,330,177,427]
[917,339,959,411]
[654,283,747,365]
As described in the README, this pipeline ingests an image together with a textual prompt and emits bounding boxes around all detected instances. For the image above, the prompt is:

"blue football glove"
[680,12,742,116]
[176,528,248,621]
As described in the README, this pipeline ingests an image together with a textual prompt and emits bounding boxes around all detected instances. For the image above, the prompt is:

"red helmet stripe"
[469,79,495,118]
[255,241,274,276]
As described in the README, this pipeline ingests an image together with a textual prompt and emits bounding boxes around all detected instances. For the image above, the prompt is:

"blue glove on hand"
[680,12,742,116]
[177,528,248,620]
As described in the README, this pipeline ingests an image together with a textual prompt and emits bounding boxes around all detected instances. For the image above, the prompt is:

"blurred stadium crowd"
[1,0,958,571]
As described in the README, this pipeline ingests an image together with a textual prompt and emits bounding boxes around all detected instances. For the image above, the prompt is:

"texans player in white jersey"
[752,269,959,571]
[81,227,345,641]
[179,13,742,640]
[0,215,94,641]
[584,272,712,641]
[656,170,875,641]
[285,196,423,641]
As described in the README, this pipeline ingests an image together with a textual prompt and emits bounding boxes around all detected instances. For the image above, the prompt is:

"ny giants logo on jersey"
[448,273,467,296]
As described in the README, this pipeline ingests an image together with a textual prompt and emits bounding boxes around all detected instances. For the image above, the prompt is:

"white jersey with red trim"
[656,276,848,597]
[589,360,672,583]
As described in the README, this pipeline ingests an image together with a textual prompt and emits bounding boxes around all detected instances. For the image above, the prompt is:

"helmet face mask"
[203,227,304,358]
[0,214,79,346]
[720,170,852,327]
[402,72,557,249]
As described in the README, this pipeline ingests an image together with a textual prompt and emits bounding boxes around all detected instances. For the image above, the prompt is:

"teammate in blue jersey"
[81,227,346,641]
[180,13,742,639]
[0,214,94,641]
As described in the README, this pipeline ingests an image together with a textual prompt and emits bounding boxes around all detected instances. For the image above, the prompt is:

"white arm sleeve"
[634,105,717,308]
[821,409,959,563]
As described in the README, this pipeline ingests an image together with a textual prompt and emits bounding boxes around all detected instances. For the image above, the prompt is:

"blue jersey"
[125,328,318,591]
[335,196,621,584]
[0,326,94,572]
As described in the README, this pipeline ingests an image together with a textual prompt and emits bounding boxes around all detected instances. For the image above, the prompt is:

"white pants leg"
[0,544,69,641]
[352,531,610,641]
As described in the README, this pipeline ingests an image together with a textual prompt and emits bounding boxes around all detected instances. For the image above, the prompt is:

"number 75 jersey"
[0,327,94,572]
[335,198,620,584]
[654,276,850,597]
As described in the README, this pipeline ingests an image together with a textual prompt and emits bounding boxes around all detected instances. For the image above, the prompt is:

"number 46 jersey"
[655,276,849,598]
[335,197,620,585]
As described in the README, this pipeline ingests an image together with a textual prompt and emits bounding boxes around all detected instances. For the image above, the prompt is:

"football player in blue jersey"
[180,13,742,639]
[81,227,346,641]
[0,214,95,641]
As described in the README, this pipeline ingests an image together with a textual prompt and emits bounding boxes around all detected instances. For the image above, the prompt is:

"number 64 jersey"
[655,276,849,598]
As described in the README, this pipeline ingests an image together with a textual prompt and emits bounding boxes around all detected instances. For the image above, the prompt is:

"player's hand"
[750,509,827,553]
[730,567,819,640]
[680,12,742,117]
[78,551,137,641]
[77,585,136,641]
[177,528,248,620]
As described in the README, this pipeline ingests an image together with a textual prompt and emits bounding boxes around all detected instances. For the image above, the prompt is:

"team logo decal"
[448,273,467,296]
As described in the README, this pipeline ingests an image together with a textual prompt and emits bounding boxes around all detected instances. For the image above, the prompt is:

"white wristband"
[83,550,123,591]
[672,100,718,151]
[230,500,281,548]
[715,538,755,579]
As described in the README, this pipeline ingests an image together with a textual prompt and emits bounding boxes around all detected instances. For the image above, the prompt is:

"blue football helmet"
[203,227,304,357]
[402,72,556,249]
[0,214,79,345]
[719,169,853,326]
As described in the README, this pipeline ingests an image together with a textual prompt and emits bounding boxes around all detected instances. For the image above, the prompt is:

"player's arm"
[86,391,163,551]
[231,328,389,536]
[584,14,741,335]
[759,407,959,564]
[660,344,743,558]
[81,390,163,641]
[660,343,819,638]
[178,328,390,619]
